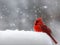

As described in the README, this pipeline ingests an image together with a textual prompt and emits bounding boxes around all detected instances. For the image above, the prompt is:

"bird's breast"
[34,25,42,32]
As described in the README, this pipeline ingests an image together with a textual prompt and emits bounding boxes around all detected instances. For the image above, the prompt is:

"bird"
[33,17,58,44]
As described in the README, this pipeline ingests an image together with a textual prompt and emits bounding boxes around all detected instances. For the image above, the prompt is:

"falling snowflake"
[43,6,48,9]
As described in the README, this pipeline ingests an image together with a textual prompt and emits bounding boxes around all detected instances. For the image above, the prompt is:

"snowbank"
[0,30,52,45]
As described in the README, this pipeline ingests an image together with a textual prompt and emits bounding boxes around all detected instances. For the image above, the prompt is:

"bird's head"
[34,17,44,25]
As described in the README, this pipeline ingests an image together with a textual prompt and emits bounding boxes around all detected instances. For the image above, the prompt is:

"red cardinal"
[33,17,57,44]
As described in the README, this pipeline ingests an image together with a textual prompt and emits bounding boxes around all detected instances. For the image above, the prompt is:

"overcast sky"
[0,0,60,30]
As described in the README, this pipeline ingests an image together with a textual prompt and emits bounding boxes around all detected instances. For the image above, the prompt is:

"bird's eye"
[36,20,39,23]
[35,20,39,25]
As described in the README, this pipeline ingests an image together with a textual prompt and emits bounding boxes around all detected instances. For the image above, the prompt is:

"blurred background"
[0,0,60,44]
[0,0,59,30]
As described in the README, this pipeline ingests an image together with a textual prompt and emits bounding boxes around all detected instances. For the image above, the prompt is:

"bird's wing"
[41,25,52,33]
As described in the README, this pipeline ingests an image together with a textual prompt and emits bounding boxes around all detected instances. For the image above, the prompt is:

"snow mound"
[0,29,52,45]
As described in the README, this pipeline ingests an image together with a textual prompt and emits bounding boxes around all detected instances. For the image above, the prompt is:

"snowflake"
[33,6,36,9]
[10,23,16,27]
[16,8,20,13]
[20,11,23,14]
[0,16,3,19]
[21,19,26,23]
[43,6,48,9]
[34,10,37,13]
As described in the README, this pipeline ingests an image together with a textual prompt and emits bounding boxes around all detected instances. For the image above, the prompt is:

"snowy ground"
[0,30,52,45]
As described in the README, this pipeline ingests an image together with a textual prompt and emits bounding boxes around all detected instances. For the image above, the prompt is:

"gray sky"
[0,0,60,30]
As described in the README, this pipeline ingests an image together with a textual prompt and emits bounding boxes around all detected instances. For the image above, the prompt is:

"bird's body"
[33,17,57,44]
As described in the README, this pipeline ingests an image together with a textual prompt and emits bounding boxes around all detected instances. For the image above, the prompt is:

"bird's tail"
[48,34,58,44]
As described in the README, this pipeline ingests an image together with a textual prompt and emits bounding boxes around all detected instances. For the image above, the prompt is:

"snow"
[0,30,52,45]
[43,6,48,9]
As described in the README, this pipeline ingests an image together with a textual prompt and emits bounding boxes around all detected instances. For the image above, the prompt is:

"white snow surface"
[0,30,52,45]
